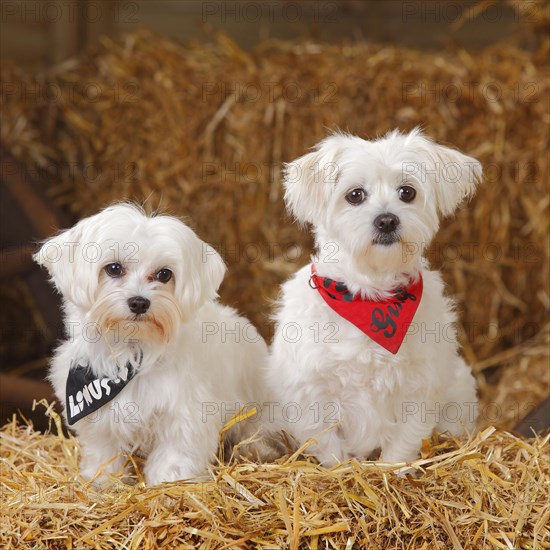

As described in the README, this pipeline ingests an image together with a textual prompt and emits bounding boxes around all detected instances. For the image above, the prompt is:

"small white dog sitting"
[267,128,482,466]
[34,204,268,485]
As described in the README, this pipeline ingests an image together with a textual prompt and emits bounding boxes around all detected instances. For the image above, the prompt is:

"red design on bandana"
[309,265,423,354]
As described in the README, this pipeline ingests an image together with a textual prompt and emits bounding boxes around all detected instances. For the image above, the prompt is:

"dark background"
[1,0,538,69]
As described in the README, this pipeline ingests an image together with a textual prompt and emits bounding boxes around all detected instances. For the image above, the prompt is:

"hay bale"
[1,29,548,427]
[1,404,548,548]
[1,26,549,546]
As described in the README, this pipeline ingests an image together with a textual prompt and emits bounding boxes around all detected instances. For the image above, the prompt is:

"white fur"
[267,128,482,466]
[35,204,268,485]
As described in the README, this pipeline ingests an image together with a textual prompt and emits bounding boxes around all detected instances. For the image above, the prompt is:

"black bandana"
[65,350,143,425]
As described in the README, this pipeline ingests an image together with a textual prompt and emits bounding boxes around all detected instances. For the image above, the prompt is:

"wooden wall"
[1,0,531,68]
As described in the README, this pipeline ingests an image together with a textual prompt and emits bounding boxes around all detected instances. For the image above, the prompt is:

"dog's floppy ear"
[174,225,227,315]
[404,129,482,217]
[33,220,98,307]
[197,242,226,302]
[431,143,482,217]
[283,135,346,225]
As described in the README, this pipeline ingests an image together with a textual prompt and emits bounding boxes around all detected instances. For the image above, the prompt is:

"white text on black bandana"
[65,351,143,425]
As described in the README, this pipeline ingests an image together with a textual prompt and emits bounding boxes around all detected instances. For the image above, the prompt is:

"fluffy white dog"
[267,128,482,466]
[34,204,268,485]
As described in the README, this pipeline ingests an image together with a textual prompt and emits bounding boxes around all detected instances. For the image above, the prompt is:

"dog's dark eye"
[398,185,416,203]
[345,188,367,205]
[155,268,173,284]
[104,262,125,278]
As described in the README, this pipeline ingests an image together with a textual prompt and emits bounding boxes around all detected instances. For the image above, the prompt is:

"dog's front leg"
[144,425,219,485]
[78,432,125,487]
[379,398,436,464]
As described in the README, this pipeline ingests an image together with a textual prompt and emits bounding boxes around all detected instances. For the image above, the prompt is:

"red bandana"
[309,265,423,354]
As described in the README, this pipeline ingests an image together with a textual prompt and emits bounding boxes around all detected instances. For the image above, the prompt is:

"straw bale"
[1,26,549,548]
[1,404,548,549]
[1,29,548,424]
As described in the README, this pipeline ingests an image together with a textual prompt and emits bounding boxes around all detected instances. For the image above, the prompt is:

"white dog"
[267,128,482,466]
[34,204,268,485]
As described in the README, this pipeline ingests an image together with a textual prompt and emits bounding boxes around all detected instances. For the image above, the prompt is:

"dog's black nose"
[128,296,151,315]
[374,213,400,233]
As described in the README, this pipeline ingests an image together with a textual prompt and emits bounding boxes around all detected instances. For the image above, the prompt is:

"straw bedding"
[1,403,549,549]
[0,21,549,549]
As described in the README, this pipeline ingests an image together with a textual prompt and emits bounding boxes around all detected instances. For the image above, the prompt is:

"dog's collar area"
[65,349,143,425]
[309,268,355,301]
[309,265,423,354]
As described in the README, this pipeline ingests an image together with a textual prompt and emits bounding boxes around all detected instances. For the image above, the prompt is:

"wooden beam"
[0,145,66,238]
[514,396,550,437]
